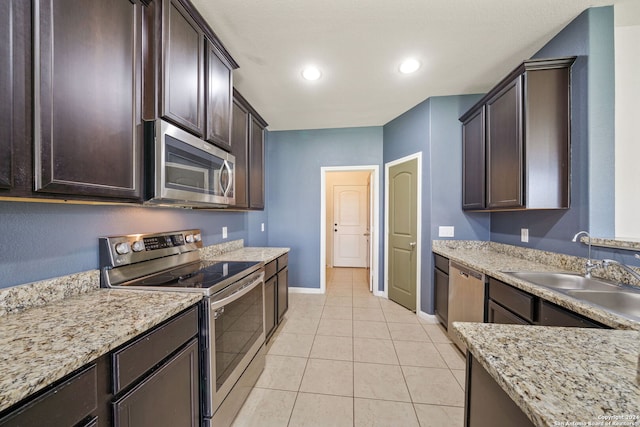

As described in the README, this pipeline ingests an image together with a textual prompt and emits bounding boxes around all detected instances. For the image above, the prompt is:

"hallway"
[232,267,465,426]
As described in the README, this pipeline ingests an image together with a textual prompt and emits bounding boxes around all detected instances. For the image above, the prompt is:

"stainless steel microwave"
[144,119,235,207]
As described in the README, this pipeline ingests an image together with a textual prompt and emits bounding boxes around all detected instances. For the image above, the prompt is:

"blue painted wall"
[265,127,384,289]
[383,95,489,313]
[0,201,248,288]
[490,7,619,260]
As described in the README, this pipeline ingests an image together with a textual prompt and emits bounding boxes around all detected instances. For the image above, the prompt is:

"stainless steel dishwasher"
[447,262,486,352]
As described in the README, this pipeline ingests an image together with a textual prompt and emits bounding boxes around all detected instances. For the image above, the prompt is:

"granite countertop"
[0,241,288,414]
[432,241,640,330]
[206,246,290,263]
[0,289,202,413]
[454,322,640,427]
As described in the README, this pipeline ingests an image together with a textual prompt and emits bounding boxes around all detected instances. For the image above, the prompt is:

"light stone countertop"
[432,240,640,330]
[206,246,290,264]
[0,288,202,413]
[0,241,288,414]
[454,322,640,427]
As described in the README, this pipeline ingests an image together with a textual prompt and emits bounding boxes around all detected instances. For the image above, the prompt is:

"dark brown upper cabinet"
[231,96,250,208]
[249,114,266,210]
[461,106,485,210]
[486,76,523,209]
[0,1,31,194]
[159,0,205,137]
[459,57,575,211]
[152,0,237,146]
[205,39,233,150]
[231,90,267,210]
[33,0,144,200]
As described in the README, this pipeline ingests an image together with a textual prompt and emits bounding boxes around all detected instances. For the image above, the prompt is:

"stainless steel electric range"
[99,229,265,427]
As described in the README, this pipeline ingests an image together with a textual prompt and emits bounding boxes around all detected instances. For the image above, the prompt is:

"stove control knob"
[131,240,145,252]
[115,242,130,255]
[194,233,202,242]
[185,234,195,243]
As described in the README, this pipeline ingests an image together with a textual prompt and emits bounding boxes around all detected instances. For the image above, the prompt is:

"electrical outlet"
[261,223,265,232]
[222,226,228,239]
[521,228,529,243]
[439,226,455,238]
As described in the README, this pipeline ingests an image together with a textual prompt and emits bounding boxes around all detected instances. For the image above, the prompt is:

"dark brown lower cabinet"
[433,254,449,328]
[487,276,607,328]
[539,300,605,328]
[277,267,289,321]
[487,300,530,325]
[465,354,534,427]
[0,363,100,427]
[113,339,199,427]
[265,275,277,340]
[264,253,289,341]
[0,305,200,427]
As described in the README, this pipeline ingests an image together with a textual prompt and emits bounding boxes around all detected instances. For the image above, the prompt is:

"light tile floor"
[232,267,465,427]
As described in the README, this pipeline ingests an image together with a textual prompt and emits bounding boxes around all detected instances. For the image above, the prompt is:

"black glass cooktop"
[130,260,261,290]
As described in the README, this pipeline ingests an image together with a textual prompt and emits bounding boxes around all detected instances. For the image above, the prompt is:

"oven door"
[145,119,235,207]
[202,271,265,418]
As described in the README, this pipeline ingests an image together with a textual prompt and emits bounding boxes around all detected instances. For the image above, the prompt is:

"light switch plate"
[222,226,228,239]
[261,223,265,232]
[439,226,455,238]
[521,228,529,243]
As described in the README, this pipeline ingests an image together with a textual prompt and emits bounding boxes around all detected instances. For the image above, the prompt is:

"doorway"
[320,166,379,295]
[384,153,421,312]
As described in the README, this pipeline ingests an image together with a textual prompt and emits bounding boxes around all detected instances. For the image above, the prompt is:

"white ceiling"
[193,0,622,131]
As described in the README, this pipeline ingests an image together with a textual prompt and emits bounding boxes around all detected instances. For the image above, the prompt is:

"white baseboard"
[373,289,386,297]
[418,311,439,324]
[289,286,325,294]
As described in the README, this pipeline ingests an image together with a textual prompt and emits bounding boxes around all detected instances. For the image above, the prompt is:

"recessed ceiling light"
[302,66,322,81]
[399,58,421,74]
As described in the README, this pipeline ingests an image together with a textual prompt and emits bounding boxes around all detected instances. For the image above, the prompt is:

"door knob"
[363,232,370,236]
[409,242,417,248]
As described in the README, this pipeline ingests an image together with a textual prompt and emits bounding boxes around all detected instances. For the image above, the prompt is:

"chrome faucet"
[572,231,598,278]
[601,258,640,283]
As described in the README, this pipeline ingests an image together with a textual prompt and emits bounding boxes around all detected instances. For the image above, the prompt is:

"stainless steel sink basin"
[504,271,620,291]
[564,290,640,321]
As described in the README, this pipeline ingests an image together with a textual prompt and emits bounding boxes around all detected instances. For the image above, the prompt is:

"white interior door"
[333,185,368,267]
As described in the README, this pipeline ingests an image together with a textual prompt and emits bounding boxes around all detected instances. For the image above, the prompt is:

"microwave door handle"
[220,160,232,197]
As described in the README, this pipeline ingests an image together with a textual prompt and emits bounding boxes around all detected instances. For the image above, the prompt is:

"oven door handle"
[210,274,264,310]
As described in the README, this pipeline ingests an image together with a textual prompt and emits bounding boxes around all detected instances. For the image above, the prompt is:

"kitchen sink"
[504,271,620,291]
[564,290,640,321]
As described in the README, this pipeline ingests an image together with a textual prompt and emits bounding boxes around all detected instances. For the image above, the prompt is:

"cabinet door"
[113,339,199,427]
[539,300,605,328]
[231,96,249,208]
[466,354,535,427]
[434,268,449,327]
[264,276,277,340]
[0,364,97,427]
[462,106,485,210]
[0,1,31,192]
[160,0,204,137]
[486,76,523,209]
[487,300,530,325]
[34,0,143,200]
[249,116,265,209]
[205,39,232,150]
[277,267,288,321]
